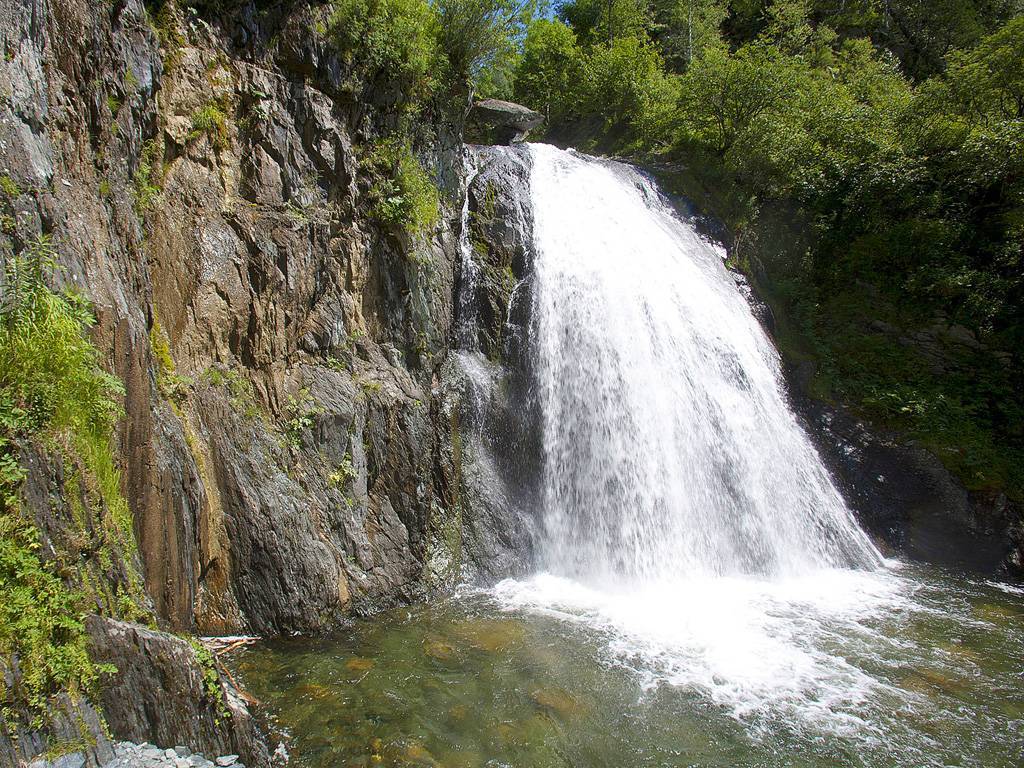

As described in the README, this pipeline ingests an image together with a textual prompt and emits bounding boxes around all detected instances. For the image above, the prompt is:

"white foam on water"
[505,144,919,739]
[491,568,915,735]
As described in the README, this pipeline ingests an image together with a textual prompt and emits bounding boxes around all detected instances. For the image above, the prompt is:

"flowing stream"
[233,146,1024,767]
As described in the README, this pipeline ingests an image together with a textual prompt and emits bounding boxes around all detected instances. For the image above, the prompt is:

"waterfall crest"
[527,144,880,581]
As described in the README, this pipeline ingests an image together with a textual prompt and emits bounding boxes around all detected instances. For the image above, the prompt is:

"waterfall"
[526,144,880,582]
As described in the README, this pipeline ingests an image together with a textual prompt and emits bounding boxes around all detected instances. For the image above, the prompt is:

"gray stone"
[216,757,240,767]
[469,99,544,144]
[175,746,191,757]
[87,618,268,768]
[53,752,86,768]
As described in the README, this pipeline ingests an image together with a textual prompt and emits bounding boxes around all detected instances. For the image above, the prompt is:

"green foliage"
[0,238,124,439]
[148,0,185,71]
[150,315,190,404]
[133,140,162,215]
[0,175,21,198]
[0,513,102,723]
[189,103,230,150]
[0,236,126,723]
[324,0,441,105]
[202,366,260,420]
[284,389,323,450]
[436,0,539,83]
[187,638,227,718]
[584,35,679,140]
[560,0,650,45]
[514,19,585,120]
[650,0,728,70]
[328,453,358,488]
[362,139,440,235]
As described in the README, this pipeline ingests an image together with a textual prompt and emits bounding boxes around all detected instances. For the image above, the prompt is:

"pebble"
[95,741,241,768]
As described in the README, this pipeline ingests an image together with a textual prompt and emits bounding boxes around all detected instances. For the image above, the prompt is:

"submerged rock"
[529,687,584,719]
[344,657,375,673]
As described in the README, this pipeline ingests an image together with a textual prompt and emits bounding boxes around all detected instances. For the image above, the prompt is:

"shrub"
[515,18,585,121]
[0,236,125,722]
[0,175,21,198]
[362,139,439,235]
[284,389,323,450]
[435,0,533,82]
[323,0,440,104]
[133,140,162,215]
[188,103,230,150]
[0,238,124,438]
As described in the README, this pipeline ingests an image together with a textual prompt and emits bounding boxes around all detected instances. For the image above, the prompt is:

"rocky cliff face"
[2,0,469,634]
[0,0,528,762]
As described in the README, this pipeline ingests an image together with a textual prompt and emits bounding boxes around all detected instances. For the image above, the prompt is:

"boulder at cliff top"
[467,99,544,144]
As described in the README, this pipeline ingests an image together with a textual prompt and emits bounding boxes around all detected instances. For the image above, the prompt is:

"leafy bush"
[0,175,21,198]
[0,513,103,722]
[436,0,536,82]
[189,103,230,150]
[583,35,678,140]
[515,19,585,121]
[0,238,124,438]
[0,237,125,722]
[362,139,440,235]
[324,0,440,104]
[284,389,323,450]
[133,139,163,215]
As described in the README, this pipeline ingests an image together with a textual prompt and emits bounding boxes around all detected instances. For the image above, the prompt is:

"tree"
[436,0,542,84]
[651,0,728,70]
[515,18,587,119]
[558,0,650,44]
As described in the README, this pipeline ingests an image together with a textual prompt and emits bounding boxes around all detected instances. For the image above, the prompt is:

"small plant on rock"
[361,138,439,236]
[328,453,358,488]
[284,388,323,450]
[188,102,230,150]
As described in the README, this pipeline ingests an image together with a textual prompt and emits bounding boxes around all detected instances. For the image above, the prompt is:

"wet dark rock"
[797,399,1022,576]
[442,145,543,582]
[86,618,269,768]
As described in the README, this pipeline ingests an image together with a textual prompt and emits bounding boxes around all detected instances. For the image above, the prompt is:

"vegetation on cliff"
[0,237,141,724]
[507,0,1023,500]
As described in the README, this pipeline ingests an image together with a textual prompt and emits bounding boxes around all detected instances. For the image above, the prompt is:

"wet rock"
[87,618,269,768]
[344,657,375,673]
[423,638,458,661]
[796,397,1022,576]
[530,687,583,719]
[453,618,525,652]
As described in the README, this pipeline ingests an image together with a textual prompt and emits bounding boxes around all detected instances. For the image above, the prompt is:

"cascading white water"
[487,145,899,730]
[527,144,881,581]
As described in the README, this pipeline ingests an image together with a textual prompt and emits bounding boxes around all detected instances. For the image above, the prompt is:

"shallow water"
[234,564,1024,768]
